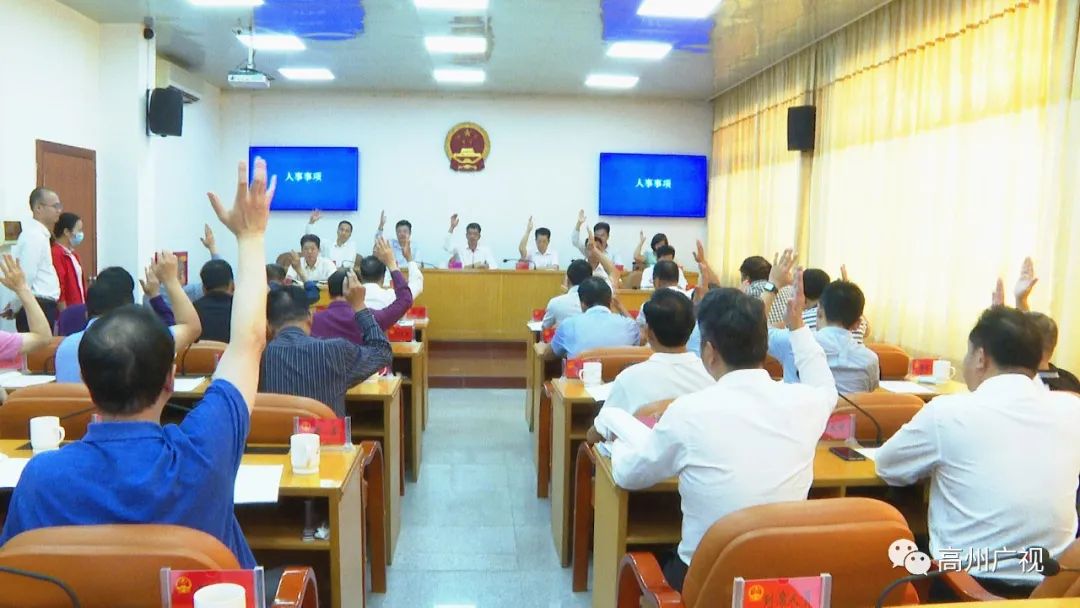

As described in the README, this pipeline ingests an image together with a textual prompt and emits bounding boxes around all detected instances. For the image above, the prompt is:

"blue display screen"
[598,153,708,218]
[249,146,359,211]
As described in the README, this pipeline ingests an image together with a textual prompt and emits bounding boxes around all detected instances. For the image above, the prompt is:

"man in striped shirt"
[740,255,793,327]
[259,281,392,416]
[801,268,868,343]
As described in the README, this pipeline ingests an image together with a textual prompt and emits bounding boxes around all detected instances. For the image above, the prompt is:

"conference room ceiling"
[56,0,891,99]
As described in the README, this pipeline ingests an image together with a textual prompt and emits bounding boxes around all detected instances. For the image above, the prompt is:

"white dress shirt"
[598,352,714,418]
[640,265,688,289]
[306,223,357,268]
[372,261,424,305]
[594,327,837,566]
[541,286,582,330]
[443,233,497,268]
[285,256,337,282]
[11,219,60,309]
[527,248,560,270]
[875,374,1080,584]
[375,231,423,268]
[571,225,624,267]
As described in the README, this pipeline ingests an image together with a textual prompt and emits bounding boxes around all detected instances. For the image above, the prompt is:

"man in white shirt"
[305,210,357,269]
[518,217,558,270]
[875,306,1080,596]
[542,260,593,330]
[285,234,337,282]
[376,211,423,267]
[637,261,689,330]
[363,239,423,306]
[571,210,624,268]
[9,188,62,330]
[590,289,712,434]
[443,214,497,269]
[593,272,837,592]
[641,245,688,289]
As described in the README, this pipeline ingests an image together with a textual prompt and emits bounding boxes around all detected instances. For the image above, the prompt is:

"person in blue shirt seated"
[541,259,593,330]
[54,257,202,384]
[551,276,641,359]
[767,251,879,393]
[1,158,274,576]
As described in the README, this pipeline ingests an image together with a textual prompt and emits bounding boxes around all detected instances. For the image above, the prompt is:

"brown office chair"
[833,392,924,444]
[578,346,653,381]
[617,498,919,608]
[0,524,318,608]
[249,393,337,444]
[942,538,1080,600]
[178,341,227,375]
[0,383,96,440]
[764,355,783,380]
[866,343,911,380]
[24,336,63,374]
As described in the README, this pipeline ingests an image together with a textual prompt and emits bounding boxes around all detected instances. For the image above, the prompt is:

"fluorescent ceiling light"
[433,68,486,84]
[606,41,673,60]
[236,33,306,52]
[585,74,640,89]
[189,0,264,6]
[424,36,487,55]
[414,0,489,10]
[637,0,723,19]
[279,67,335,81]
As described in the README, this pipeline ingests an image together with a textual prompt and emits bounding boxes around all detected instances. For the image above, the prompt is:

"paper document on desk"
[593,408,652,449]
[173,377,207,393]
[0,457,30,488]
[234,464,283,504]
[526,321,543,332]
[879,381,936,395]
[585,382,614,402]
[396,319,415,327]
[853,447,880,462]
[595,442,612,458]
[0,373,54,388]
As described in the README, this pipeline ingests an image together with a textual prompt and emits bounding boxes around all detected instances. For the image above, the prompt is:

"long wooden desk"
[415,269,564,340]
[876,379,968,403]
[409,319,431,429]
[587,444,884,608]
[549,378,602,566]
[346,377,403,563]
[390,341,426,483]
[0,439,374,608]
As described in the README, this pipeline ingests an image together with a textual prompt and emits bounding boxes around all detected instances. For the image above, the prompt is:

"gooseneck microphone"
[0,566,81,607]
[839,392,884,447]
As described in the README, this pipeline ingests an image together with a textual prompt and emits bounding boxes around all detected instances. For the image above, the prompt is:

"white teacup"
[290,433,321,475]
[29,416,65,452]
[933,360,956,383]
[578,361,603,386]
[193,582,246,608]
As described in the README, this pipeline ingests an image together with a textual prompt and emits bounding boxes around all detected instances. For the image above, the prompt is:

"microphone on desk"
[839,393,884,447]
[0,565,82,607]
[502,259,536,269]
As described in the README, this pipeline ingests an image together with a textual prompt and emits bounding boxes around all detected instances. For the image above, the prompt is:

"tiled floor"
[367,388,592,608]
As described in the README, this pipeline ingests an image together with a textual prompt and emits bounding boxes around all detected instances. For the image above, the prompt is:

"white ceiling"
[55,0,891,100]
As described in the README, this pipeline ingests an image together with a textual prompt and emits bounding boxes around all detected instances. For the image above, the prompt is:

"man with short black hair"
[802,267,869,342]
[636,260,685,331]
[550,276,639,358]
[571,210,625,273]
[876,306,1080,596]
[1,158,275,574]
[541,260,593,330]
[519,217,559,270]
[376,211,423,267]
[740,253,793,327]
[266,263,287,286]
[312,238,413,343]
[444,214,497,269]
[286,233,337,282]
[8,188,62,331]
[641,245,688,289]
[594,270,836,592]
[194,259,235,343]
[306,209,357,268]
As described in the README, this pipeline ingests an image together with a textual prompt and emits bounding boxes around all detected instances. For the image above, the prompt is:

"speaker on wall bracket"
[147,86,184,137]
[787,105,815,151]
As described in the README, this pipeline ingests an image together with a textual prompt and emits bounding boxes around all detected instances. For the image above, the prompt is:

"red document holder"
[629,309,640,320]
[820,413,855,442]
[387,325,415,342]
[405,306,427,320]
[161,567,265,608]
[531,308,545,322]
[911,358,934,376]
[294,416,352,450]
[542,327,555,343]
[732,574,832,608]
[448,260,463,270]
[516,261,530,270]
[564,358,584,380]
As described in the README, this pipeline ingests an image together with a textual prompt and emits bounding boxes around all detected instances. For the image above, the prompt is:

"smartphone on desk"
[829,446,867,462]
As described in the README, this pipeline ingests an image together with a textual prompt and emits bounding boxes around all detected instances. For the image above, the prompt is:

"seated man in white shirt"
[571,210,624,269]
[641,245,688,289]
[875,306,1080,598]
[588,288,713,442]
[636,261,685,331]
[801,267,869,343]
[305,209,357,269]
[285,234,337,282]
[541,259,593,330]
[518,217,559,270]
[593,271,837,592]
[443,214,497,269]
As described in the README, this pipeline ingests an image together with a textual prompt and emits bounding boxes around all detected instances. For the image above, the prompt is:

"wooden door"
[36,140,97,278]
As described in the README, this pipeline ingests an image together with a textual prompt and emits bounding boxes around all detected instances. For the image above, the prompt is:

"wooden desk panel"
[391,342,426,483]
[414,270,564,341]
[346,377,402,564]
[549,378,600,566]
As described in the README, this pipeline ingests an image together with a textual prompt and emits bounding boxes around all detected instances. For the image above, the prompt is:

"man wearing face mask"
[51,212,86,311]
[8,188,62,330]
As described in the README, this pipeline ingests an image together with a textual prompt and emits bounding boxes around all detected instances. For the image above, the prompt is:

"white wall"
[214,92,712,268]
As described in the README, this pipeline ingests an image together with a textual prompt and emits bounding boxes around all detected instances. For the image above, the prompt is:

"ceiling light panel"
[279,67,335,81]
[434,68,486,84]
[414,0,489,10]
[585,74,640,89]
[637,0,723,19]
[189,0,264,6]
[236,33,306,51]
[606,41,673,59]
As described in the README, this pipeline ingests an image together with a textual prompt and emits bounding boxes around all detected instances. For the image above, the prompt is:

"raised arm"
[371,237,413,328]
[571,209,587,256]
[286,251,307,282]
[0,255,52,354]
[443,214,460,255]
[200,223,220,259]
[139,265,176,326]
[153,251,202,356]
[208,158,275,411]
[519,217,533,261]
[305,209,322,236]
[762,248,797,329]
[1014,257,1037,311]
[633,230,647,264]
[786,268,837,397]
[403,241,424,298]
[343,274,393,384]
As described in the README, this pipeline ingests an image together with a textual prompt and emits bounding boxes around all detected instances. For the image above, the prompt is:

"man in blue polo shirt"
[551,276,640,358]
[0,158,275,572]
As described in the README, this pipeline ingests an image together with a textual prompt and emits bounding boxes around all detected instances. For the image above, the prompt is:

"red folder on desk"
[564,358,584,379]
[406,306,427,320]
[163,568,264,608]
[516,261,531,270]
[387,325,415,342]
[531,308,545,322]
[820,413,855,442]
[294,416,350,447]
[733,574,831,608]
[542,327,555,343]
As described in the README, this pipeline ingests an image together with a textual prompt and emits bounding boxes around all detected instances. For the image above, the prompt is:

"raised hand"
[992,278,1005,307]
[1014,257,1038,307]
[207,158,275,238]
[840,264,849,282]
[139,265,161,297]
[309,209,322,224]
[692,240,706,267]
[769,248,798,289]
[576,209,586,227]
[374,236,397,269]
[527,216,534,231]
[344,272,367,310]
[0,255,28,294]
[288,251,302,268]
[378,210,387,231]
[639,230,646,245]
[786,267,807,330]
[151,251,180,285]
[200,223,217,252]
[402,241,414,263]
[449,213,460,232]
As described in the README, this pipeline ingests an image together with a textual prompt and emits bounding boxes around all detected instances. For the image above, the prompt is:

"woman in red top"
[51,212,85,310]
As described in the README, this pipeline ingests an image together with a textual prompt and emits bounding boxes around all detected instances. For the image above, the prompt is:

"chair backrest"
[577,346,652,382]
[0,383,96,440]
[764,355,783,380]
[682,498,915,608]
[833,392,924,443]
[1032,539,1080,598]
[249,393,337,444]
[866,343,911,380]
[179,341,227,375]
[0,524,241,608]
[25,336,64,374]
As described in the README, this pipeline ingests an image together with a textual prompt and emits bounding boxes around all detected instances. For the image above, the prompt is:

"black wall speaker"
[787,105,815,151]
[147,87,183,137]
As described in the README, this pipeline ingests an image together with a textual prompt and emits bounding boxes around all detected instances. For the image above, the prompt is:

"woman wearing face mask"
[51,212,86,311]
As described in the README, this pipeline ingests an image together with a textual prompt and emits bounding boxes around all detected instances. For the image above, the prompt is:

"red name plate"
[0,354,23,371]
[294,416,349,446]
[821,413,855,442]
[629,309,640,320]
[615,264,625,272]
[448,260,463,270]
[406,306,427,320]
[738,576,828,608]
[387,325,415,342]
[516,261,530,270]
[165,569,261,608]
[542,327,555,343]
[564,358,584,379]
[911,358,934,376]
[531,308,545,322]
